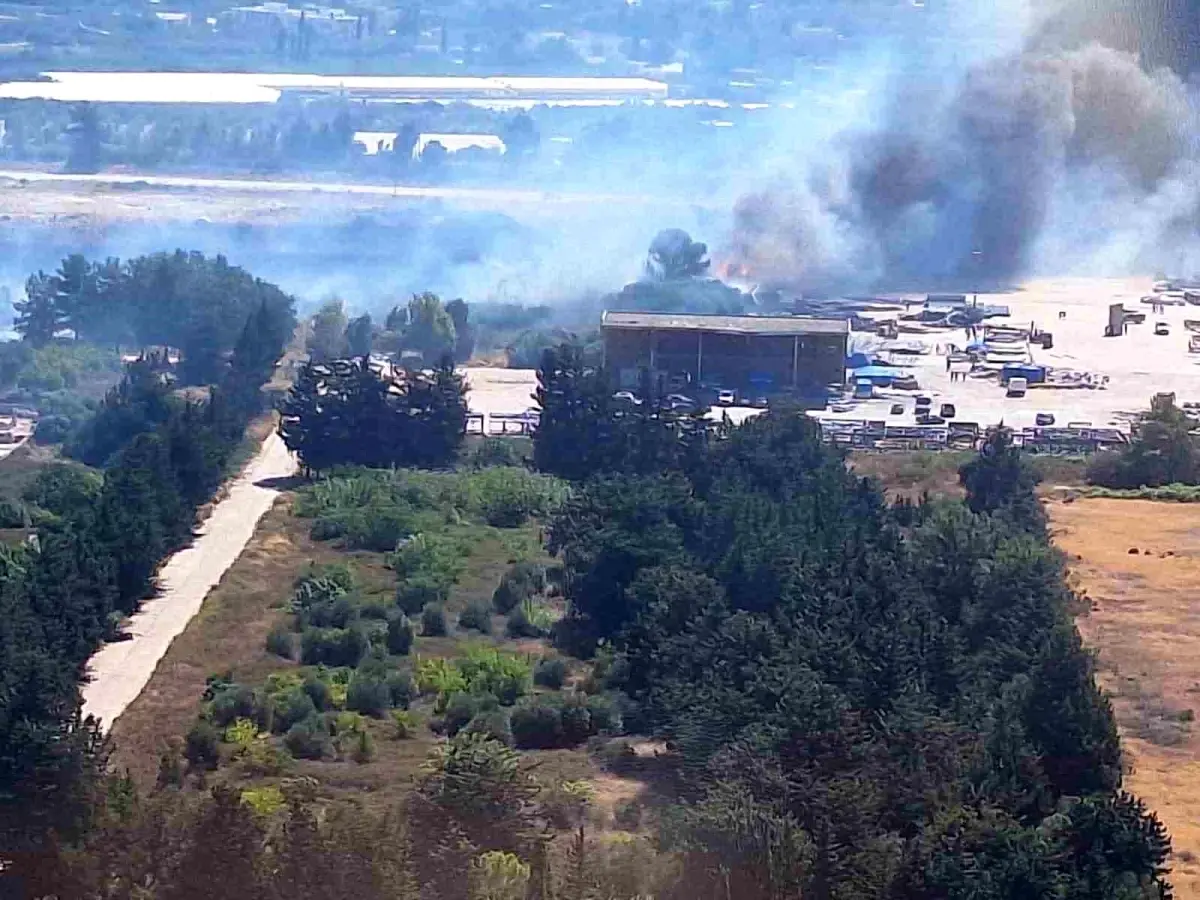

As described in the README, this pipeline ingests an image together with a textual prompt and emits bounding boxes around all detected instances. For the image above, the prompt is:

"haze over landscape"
[5,1,1200,899]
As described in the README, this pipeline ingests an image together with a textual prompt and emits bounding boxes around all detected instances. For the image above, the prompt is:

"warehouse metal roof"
[601,311,848,336]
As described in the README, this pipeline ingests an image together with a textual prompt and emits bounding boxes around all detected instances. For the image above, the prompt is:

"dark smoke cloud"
[725,39,1200,292]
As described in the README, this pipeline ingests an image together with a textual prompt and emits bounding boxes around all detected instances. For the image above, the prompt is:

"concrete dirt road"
[81,433,297,729]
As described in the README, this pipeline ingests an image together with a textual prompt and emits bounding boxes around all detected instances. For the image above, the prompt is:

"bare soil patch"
[1051,497,1200,898]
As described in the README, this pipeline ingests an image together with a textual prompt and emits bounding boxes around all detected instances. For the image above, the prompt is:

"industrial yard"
[822,277,1200,439]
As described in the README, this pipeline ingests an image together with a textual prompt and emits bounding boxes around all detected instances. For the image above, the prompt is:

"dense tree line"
[14,251,294,387]
[532,343,713,481]
[279,355,468,474]
[0,275,293,891]
[307,293,476,367]
[1088,393,1199,489]
[531,349,1172,898]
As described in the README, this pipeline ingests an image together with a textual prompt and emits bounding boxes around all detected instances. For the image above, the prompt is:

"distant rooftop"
[601,311,848,336]
[0,72,669,105]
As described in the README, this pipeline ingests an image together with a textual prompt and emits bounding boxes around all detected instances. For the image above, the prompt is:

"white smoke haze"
[2,0,1199,318]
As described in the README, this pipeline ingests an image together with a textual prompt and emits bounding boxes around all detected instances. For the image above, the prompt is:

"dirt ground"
[1050,498,1200,897]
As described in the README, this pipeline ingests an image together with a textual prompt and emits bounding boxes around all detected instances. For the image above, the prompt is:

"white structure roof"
[414,133,506,158]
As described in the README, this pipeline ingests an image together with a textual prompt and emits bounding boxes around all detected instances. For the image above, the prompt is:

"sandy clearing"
[835,277,1200,430]
[1051,498,1200,898]
[81,433,297,729]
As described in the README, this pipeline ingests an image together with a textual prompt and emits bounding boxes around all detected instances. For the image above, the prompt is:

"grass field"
[1050,497,1200,898]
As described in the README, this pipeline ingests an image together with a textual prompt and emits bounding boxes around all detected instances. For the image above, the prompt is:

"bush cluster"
[457,599,494,635]
[300,626,370,668]
[509,693,621,750]
[492,561,547,614]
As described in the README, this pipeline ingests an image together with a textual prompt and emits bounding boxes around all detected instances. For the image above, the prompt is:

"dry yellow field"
[1051,498,1200,897]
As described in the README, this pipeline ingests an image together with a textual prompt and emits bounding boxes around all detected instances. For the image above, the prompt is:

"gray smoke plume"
[724,35,1200,292]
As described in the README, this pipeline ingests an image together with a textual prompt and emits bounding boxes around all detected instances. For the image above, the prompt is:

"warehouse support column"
[697,331,703,384]
[792,336,800,389]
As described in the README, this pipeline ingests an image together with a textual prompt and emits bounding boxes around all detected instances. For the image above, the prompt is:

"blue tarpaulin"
[851,365,906,385]
[1000,364,1046,384]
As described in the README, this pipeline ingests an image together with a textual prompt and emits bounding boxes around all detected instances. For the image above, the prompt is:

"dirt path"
[81,434,296,729]
[1051,498,1200,898]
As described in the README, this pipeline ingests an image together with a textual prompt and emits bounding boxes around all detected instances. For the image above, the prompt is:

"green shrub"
[468,437,529,469]
[509,693,614,749]
[302,674,332,711]
[346,674,391,718]
[534,657,567,690]
[357,507,417,552]
[456,645,532,705]
[464,708,514,746]
[184,719,221,769]
[586,694,623,735]
[359,598,392,620]
[492,561,546,614]
[458,599,493,635]
[265,625,294,659]
[506,600,552,639]
[397,576,449,615]
[422,603,449,637]
[33,415,73,445]
[444,691,485,736]
[272,688,318,734]
[0,499,26,528]
[415,657,468,704]
[299,595,357,629]
[391,532,466,582]
[510,697,565,750]
[560,694,593,745]
[386,612,415,655]
[455,467,569,527]
[352,728,376,764]
[284,715,334,760]
[239,738,292,778]
[308,507,416,551]
[391,709,417,739]
[300,626,370,667]
[209,683,259,728]
[387,670,415,708]
[291,569,352,611]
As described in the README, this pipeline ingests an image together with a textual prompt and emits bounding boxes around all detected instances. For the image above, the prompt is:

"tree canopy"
[531,355,1171,898]
[278,354,468,473]
[0,259,292,878]
[12,251,296,387]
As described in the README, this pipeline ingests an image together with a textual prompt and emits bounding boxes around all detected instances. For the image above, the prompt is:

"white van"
[1006,377,1028,398]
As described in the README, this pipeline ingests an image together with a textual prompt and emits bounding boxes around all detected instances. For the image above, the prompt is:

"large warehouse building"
[601,311,848,398]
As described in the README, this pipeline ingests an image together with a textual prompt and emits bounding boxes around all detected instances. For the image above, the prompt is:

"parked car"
[612,390,641,406]
[753,396,769,409]
[915,395,932,409]
[717,388,737,406]
[889,403,905,415]
[666,393,695,411]
[939,403,956,419]
[1155,321,1171,335]
[892,374,919,390]
[916,413,946,425]
[1036,412,1056,426]
[1006,377,1028,398]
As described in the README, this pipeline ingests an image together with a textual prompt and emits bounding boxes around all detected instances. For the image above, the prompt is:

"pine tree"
[15,272,65,347]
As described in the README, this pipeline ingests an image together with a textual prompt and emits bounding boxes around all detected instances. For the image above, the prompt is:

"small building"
[413,133,506,159]
[601,311,848,397]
